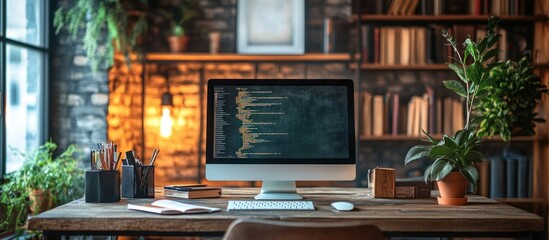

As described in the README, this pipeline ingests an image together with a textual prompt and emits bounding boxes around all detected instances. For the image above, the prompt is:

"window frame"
[1,0,50,179]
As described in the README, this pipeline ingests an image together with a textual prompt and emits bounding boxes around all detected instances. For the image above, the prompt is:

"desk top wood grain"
[27,187,544,235]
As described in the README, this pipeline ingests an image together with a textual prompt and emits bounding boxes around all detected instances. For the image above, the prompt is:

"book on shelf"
[490,155,506,198]
[391,93,400,135]
[361,92,373,136]
[127,199,221,215]
[373,95,385,136]
[164,185,222,199]
[498,28,508,62]
[506,156,518,198]
[478,160,490,197]
[322,18,351,53]
[360,90,467,137]
[386,0,421,15]
[445,0,468,14]
[433,0,443,15]
[486,151,532,199]
[517,154,530,198]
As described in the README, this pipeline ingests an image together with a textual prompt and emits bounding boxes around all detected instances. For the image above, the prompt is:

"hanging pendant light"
[160,75,174,138]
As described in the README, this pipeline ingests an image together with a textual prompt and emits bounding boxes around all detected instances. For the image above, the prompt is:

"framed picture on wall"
[237,0,305,54]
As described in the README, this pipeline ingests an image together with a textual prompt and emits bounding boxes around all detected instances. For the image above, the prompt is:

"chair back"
[222,218,385,240]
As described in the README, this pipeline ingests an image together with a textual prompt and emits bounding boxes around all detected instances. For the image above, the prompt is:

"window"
[1,0,49,177]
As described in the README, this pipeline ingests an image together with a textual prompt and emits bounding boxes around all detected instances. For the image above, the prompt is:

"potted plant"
[405,16,548,205]
[0,141,84,235]
[404,16,500,205]
[475,57,548,141]
[53,0,148,71]
[156,1,198,52]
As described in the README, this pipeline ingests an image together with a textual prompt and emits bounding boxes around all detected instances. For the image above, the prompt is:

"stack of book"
[164,185,222,199]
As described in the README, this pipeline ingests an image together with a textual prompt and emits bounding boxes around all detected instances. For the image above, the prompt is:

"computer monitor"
[206,79,355,200]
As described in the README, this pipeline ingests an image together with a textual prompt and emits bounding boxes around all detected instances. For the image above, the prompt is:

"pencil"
[150,148,160,166]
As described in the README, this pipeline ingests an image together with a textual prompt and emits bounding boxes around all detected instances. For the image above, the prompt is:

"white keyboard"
[227,200,315,211]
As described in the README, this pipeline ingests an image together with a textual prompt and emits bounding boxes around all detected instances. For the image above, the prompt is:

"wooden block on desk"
[396,186,417,198]
[370,168,396,198]
[396,177,433,198]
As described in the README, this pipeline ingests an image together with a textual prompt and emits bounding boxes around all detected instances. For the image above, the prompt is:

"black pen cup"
[85,170,121,203]
[122,165,155,198]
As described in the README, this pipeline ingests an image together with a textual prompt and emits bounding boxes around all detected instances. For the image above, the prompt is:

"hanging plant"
[53,0,148,71]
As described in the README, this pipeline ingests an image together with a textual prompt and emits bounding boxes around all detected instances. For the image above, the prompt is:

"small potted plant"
[0,141,84,235]
[156,1,198,53]
[404,16,499,205]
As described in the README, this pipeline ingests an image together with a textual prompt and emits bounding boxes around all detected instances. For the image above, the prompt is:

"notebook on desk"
[128,199,221,214]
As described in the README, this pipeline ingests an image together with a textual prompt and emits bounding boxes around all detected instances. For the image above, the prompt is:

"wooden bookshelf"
[352,14,548,22]
[352,0,549,217]
[145,53,351,62]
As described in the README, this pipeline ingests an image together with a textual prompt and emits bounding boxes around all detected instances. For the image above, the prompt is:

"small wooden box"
[369,168,396,198]
[395,186,417,198]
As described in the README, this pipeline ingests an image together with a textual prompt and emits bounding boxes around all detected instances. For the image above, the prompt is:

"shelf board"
[351,63,449,70]
[352,14,548,22]
[534,64,549,69]
[360,135,543,141]
[495,197,544,204]
[145,53,351,62]
[360,135,430,141]
[352,63,549,70]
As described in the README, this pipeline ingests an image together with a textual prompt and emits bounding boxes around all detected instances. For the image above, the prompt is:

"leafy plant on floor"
[0,141,84,235]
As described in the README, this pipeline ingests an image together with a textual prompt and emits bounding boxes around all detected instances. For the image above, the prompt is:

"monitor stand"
[255,181,303,200]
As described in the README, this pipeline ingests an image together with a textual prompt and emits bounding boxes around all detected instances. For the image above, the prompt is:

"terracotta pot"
[28,189,53,214]
[167,36,189,53]
[436,171,468,205]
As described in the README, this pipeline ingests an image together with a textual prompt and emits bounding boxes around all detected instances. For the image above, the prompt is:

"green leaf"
[448,64,466,81]
[443,135,458,149]
[424,164,433,183]
[431,159,454,180]
[421,129,439,144]
[405,145,431,164]
[483,48,499,62]
[465,150,485,163]
[460,165,479,186]
[465,38,478,61]
[443,80,467,97]
[429,145,452,157]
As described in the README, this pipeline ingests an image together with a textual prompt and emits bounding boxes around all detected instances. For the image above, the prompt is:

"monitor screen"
[206,79,355,199]
[206,79,355,165]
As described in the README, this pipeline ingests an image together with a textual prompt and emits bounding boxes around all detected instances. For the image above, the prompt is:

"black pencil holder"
[122,165,155,198]
[85,170,121,203]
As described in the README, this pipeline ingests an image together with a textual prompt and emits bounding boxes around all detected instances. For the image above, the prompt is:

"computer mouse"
[331,201,354,211]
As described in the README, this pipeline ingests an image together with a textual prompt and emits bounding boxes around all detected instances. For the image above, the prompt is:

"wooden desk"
[27,188,544,238]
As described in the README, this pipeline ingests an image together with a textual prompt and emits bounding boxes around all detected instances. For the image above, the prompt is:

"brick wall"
[54,0,429,185]
[50,0,110,167]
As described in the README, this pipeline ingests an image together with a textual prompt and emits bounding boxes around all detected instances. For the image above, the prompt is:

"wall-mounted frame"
[237,0,304,54]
